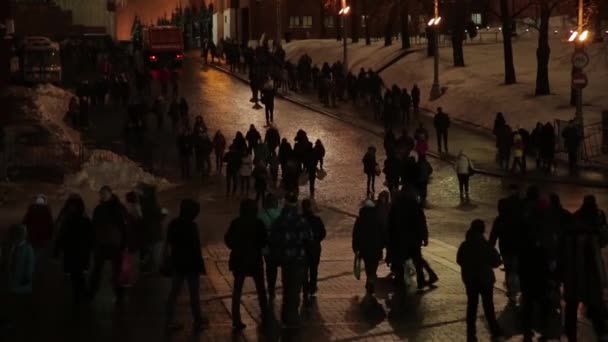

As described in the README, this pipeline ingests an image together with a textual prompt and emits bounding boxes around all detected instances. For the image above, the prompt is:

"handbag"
[118,249,136,287]
[317,168,327,180]
[353,252,361,280]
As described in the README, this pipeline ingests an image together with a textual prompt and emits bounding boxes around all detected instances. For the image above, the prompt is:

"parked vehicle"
[20,36,62,84]
[142,26,184,69]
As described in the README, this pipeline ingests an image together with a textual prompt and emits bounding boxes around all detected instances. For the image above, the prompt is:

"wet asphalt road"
[173,57,608,247]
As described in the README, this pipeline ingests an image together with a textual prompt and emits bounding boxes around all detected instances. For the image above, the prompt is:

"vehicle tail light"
[176,53,184,60]
[149,55,157,61]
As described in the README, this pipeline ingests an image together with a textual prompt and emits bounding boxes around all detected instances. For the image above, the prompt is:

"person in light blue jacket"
[4,224,35,294]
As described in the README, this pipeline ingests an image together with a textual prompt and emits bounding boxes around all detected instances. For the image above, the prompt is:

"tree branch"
[512,1,536,18]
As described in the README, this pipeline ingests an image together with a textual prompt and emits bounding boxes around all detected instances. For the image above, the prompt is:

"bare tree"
[400,0,411,49]
[449,0,468,66]
[485,0,535,84]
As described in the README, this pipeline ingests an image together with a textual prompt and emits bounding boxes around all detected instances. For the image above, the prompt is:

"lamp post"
[339,1,351,74]
[428,15,442,100]
[568,0,589,123]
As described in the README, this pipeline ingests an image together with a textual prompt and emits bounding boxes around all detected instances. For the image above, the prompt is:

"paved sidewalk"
[209,61,608,188]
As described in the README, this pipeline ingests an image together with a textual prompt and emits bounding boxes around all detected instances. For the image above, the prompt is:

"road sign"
[572,72,588,89]
[571,51,590,69]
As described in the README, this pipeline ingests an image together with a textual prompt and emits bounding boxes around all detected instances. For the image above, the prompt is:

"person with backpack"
[302,199,326,302]
[225,199,270,331]
[457,220,504,342]
[269,192,314,327]
[164,199,207,333]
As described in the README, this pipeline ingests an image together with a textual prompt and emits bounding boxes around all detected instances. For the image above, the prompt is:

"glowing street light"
[428,16,442,100]
[339,1,350,74]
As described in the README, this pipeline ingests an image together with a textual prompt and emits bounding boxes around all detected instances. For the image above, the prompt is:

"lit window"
[471,13,482,25]
[289,16,299,28]
[302,16,312,28]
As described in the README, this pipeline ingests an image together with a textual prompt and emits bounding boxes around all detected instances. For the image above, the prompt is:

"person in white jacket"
[454,151,474,200]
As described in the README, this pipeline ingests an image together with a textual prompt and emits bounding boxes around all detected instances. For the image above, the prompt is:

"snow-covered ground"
[284,33,608,131]
[64,149,172,192]
[2,84,81,150]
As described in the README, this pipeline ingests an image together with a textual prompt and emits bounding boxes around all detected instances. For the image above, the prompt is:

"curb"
[207,62,608,188]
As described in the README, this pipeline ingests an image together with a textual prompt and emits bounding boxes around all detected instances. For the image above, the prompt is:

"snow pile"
[64,150,171,192]
[3,84,81,150]
[284,34,608,131]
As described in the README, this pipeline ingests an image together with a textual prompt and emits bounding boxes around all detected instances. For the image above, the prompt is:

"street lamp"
[339,0,350,74]
[428,16,442,100]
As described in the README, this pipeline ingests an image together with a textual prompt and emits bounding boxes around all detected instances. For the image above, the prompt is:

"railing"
[582,121,604,160]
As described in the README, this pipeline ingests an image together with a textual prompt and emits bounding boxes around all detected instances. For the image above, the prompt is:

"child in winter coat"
[314,139,326,169]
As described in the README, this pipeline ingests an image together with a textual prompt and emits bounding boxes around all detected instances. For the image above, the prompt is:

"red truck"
[142,26,184,68]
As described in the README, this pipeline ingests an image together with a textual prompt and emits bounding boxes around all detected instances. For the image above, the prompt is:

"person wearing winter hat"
[22,194,54,252]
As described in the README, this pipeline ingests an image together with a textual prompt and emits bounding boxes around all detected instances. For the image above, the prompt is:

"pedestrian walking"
[530,122,544,170]
[457,219,504,342]
[401,88,411,125]
[89,186,127,303]
[177,127,193,180]
[261,77,276,126]
[22,194,54,255]
[352,199,386,296]
[302,199,326,302]
[561,120,582,174]
[224,145,241,197]
[264,125,281,156]
[54,194,94,305]
[259,194,281,300]
[278,138,293,178]
[489,198,521,305]
[411,84,420,118]
[252,161,268,203]
[213,130,226,174]
[511,131,525,174]
[433,107,450,153]
[269,192,314,327]
[362,146,378,197]
[454,151,474,200]
[239,151,253,197]
[164,199,207,332]
[313,139,325,170]
[225,199,270,331]
[1,224,35,328]
[383,152,400,194]
[496,124,513,170]
[124,192,144,283]
[254,140,270,165]
[417,155,433,206]
[562,195,608,342]
[246,124,262,153]
[540,122,555,173]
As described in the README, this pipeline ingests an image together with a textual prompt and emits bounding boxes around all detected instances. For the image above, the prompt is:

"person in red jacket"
[22,194,54,252]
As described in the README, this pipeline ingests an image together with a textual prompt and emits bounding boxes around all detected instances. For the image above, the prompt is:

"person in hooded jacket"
[353,199,386,295]
[54,194,94,305]
[165,199,207,332]
[89,186,127,302]
[22,194,54,254]
[457,219,503,342]
[561,195,608,342]
[302,199,326,301]
[225,199,270,330]
[264,125,281,156]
